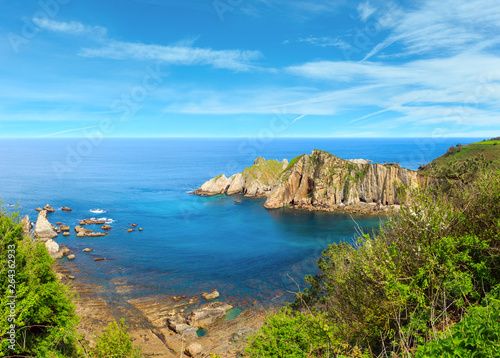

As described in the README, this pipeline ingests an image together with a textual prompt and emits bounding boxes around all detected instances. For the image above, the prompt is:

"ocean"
[0,137,480,306]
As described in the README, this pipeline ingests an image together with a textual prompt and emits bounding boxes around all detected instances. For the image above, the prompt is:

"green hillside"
[419,137,500,179]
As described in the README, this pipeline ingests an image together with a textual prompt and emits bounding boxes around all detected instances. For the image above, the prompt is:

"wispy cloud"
[364,0,500,59]
[32,18,107,37]
[38,125,99,138]
[297,36,351,49]
[357,2,376,22]
[80,41,262,71]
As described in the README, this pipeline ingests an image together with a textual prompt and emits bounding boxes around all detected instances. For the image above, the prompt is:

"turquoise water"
[0,138,480,305]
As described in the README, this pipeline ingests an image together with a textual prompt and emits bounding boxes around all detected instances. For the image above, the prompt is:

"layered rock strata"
[193,149,425,212]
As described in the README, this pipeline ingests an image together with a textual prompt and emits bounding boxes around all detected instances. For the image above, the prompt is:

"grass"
[420,139,500,174]
[284,155,304,172]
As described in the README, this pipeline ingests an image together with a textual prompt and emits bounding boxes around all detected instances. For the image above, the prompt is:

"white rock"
[45,239,63,259]
[34,210,57,241]
[185,343,202,357]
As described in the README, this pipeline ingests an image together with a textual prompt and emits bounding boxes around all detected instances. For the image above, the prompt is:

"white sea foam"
[90,209,106,214]
[89,217,116,223]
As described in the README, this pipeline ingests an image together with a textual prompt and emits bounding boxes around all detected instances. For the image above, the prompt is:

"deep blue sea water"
[0,137,481,306]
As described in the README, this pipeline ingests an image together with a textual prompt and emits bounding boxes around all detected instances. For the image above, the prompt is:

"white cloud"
[298,36,351,49]
[32,18,107,37]
[364,0,500,59]
[357,2,376,22]
[80,41,262,71]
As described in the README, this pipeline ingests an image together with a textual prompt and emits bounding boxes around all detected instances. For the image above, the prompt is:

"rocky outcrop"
[45,239,63,259]
[21,215,32,234]
[191,157,289,197]
[187,302,234,328]
[264,150,423,210]
[34,210,58,241]
[194,149,425,213]
[43,204,55,212]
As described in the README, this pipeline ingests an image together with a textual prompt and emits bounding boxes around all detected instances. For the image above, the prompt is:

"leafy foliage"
[246,167,500,357]
[0,205,82,357]
[414,287,500,358]
[90,319,143,358]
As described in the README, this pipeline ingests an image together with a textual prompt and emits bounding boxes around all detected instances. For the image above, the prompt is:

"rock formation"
[191,157,289,197]
[21,215,32,234]
[187,302,233,328]
[45,239,63,259]
[193,150,425,213]
[264,150,423,210]
[34,210,58,241]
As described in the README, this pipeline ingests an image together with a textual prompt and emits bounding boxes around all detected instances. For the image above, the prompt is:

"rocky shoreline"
[192,150,426,215]
[26,204,266,357]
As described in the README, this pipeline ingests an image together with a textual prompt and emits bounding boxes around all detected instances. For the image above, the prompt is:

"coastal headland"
[192,149,427,215]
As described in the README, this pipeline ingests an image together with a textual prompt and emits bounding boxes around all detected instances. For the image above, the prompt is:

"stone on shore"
[201,290,220,301]
[167,319,195,334]
[45,239,63,259]
[34,210,58,241]
[185,343,202,357]
[187,302,233,328]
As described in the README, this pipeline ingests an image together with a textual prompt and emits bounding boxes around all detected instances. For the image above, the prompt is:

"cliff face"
[264,150,422,210]
[192,149,424,212]
[191,157,289,197]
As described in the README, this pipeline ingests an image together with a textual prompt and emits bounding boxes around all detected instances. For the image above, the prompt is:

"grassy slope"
[420,139,500,174]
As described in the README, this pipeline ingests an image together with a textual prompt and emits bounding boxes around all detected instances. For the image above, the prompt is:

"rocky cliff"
[264,150,422,211]
[191,157,289,197]
[193,150,424,212]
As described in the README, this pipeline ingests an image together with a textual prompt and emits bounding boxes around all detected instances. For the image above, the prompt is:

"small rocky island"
[192,149,425,214]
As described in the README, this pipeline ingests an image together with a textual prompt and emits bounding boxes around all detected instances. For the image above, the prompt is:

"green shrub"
[414,287,500,358]
[0,206,82,357]
[245,309,369,358]
[90,319,143,358]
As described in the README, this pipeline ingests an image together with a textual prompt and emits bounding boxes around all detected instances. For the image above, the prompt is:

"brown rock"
[68,275,75,279]
[201,290,220,301]
[83,248,93,252]
[187,302,233,328]
[138,228,143,231]
[60,225,70,231]
[61,207,72,212]
[56,222,62,225]
[101,225,112,230]
[127,229,135,233]
[35,207,42,212]
[86,232,108,237]
[43,204,55,212]
[21,215,32,234]
[77,231,86,237]
[67,254,75,260]
[131,224,137,227]
[63,232,70,236]
[93,258,105,262]
[61,246,71,256]
[185,343,202,357]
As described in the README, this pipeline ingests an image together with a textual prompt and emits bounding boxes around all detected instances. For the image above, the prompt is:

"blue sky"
[1,0,500,138]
